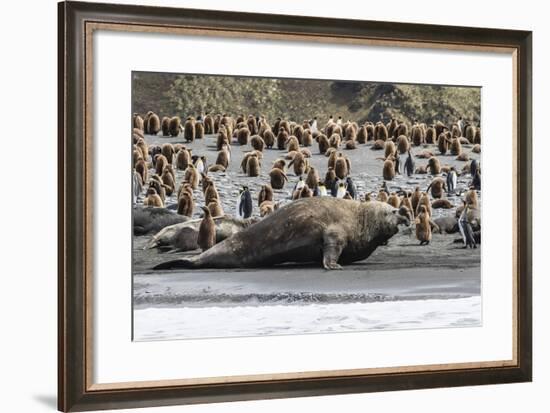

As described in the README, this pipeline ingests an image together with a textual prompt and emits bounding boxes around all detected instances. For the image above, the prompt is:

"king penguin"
[236,186,253,219]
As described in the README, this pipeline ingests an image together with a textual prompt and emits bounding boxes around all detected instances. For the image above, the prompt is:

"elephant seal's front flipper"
[322,227,346,270]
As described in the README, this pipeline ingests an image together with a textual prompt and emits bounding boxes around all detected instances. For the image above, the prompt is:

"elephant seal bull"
[154,197,410,270]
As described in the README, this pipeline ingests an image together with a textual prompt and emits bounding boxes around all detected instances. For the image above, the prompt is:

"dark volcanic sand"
[133,132,481,308]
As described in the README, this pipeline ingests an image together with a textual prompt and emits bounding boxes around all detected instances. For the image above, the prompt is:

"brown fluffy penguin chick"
[345,139,357,150]
[416,192,432,218]
[371,139,385,150]
[272,158,286,171]
[465,188,479,208]
[215,148,230,169]
[465,125,476,143]
[432,199,453,209]
[184,164,200,190]
[396,135,410,154]
[135,159,148,185]
[425,127,436,144]
[317,134,329,154]
[175,149,190,170]
[144,187,163,207]
[287,136,300,152]
[426,177,446,199]
[237,127,250,145]
[258,184,274,206]
[289,152,307,176]
[410,187,421,214]
[250,135,265,152]
[356,126,368,144]
[328,133,341,149]
[204,181,219,206]
[302,129,313,146]
[207,199,224,218]
[301,148,312,158]
[383,156,396,181]
[195,122,204,139]
[161,117,170,136]
[161,166,176,196]
[384,141,396,158]
[269,168,288,190]
[334,154,349,179]
[416,150,435,159]
[387,192,400,208]
[216,128,229,150]
[259,200,275,217]
[133,114,144,131]
[246,154,261,177]
[161,143,175,165]
[148,176,166,202]
[415,205,432,245]
[437,133,449,155]
[305,166,320,190]
[427,156,441,175]
[177,191,194,217]
[184,118,196,142]
[377,190,389,203]
[155,154,169,176]
[263,129,275,148]
[197,206,216,251]
[207,164,226,173]
[474,127,481,144]
[277,127,289,150]
[450,137,462,156]
[169,116,181,137]
[147,113,161,135]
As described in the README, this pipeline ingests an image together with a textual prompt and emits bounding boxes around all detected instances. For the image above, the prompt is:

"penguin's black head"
[395,207,412,227]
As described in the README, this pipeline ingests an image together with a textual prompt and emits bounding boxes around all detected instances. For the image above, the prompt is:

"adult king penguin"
[236,186,253,219]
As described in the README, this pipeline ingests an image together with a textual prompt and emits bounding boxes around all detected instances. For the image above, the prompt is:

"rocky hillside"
[132,72,480,126]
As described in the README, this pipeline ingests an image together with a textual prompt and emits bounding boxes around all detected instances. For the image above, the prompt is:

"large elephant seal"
[154,197,410,270]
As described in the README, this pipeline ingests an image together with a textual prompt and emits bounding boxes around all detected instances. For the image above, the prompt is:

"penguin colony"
[133,112,482,250]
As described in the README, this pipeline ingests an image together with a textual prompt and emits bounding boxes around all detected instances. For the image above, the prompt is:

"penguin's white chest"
[195,160,204,175]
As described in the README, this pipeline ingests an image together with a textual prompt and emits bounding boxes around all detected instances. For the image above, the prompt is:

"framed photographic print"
[58,1,532,411]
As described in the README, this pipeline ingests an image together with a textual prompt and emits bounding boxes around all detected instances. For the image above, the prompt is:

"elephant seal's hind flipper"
[153,259,195,270]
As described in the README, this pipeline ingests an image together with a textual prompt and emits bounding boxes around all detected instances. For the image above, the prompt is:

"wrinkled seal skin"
[154,197,409,270]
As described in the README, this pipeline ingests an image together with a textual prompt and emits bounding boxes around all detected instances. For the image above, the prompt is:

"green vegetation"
[132,72,480,126]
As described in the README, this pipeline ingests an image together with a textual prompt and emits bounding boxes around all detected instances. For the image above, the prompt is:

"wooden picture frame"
[58,1,532,411]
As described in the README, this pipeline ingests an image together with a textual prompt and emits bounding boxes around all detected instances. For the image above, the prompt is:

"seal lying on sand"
[145,215,259,251]
[133,207,189,236]
[154,197,410,270]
